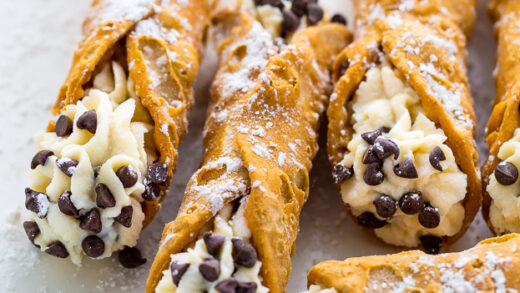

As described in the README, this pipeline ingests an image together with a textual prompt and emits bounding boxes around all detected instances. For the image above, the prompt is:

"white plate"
[0,0,495,292]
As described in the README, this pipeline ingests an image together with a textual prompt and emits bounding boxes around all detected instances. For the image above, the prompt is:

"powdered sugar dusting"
[88,0,154,30]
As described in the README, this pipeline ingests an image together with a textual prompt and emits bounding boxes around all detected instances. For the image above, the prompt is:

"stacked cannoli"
[307,234,520,292]
[483,0,520,236]
[145,1,352,292]
[327,0,482,253]
[23,0,210,266]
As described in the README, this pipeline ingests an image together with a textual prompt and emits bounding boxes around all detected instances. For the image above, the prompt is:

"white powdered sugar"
[35,193,50,218]
[88,0,154,30]
[134,17,180,44]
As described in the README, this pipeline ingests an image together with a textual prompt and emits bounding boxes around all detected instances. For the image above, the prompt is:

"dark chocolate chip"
[58,191,79,217]
[203,232,225,257]
[76,110,97,134]
[142,178,161,201]
[199,259,220,282]
[306,3,323,25]
[116,165,138,188]
[361,129,383,145]
[282,9,300,32]
[420,235,442,254]
[399,191,425,215]
[419,205,440,229]
[357,212,386,229]
[55,115,73,137]
[332,163,353,184]
[232,238,258,268]
[331,14,347,25]
[362,146,381,165]
[114,206,133,228]
[215,279,239,293]
[56,157,79,177]
[95,183,116,208]
[373,137,400,160]
[171,262,190,286]
[25,188,49,218]
[393,159,418,179]
[373,194,397,218]
[495,162,518,185]
[291,0,308,17]
[23,221,40,243]
[80,209,102,233]
[237,282,258,293]
[118,246,146,268]
[31,150,54,169]
[429,146,446,171]
[148,163,168,185]
[363,163,384,186]
[82,235,105,257]
[45,241,69,258]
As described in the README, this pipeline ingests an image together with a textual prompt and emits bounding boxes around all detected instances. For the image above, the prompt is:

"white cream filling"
[340,61,467,247]
[156,201,269,293]
[28,62,153,264]
[304,285,337,293]
[487,128,520,234]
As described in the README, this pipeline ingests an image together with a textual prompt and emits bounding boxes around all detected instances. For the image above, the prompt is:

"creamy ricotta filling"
[304,285,337,293]
[338,61,467,248]
[26,62,156,264]
[156,199,269,293]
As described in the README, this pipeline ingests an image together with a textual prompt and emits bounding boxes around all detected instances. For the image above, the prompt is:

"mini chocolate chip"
[56,157,79,177]
[361,129,383,145]
[23,221,40,243]
[82,235,105,257]
[495,162,518,185]
[331,14,347,25]
[76,110,97,134]
[199,259,220,282]
[31,150,54,169]
[393,159,418,179]
[399,191,425,215]
[215,279,239,293]
[55,115,73,137]
[95,183,116,208]
[420,235,442,254]
[203,232,225,257]
[332,163,353,184]
[25,188,49,218]
[116,165,138,188]
[282,9,300,32]
[237,282,258,293]
[357,212,386,229]
[373,195,397,218]
[362,146,381,164]
[45,241,69,258]
[148,163,168,185]
[419,205,440,229]
[291,0,308,17]
[363,163,384,186]
[80,209,102,233]
[58,191,79,217]
[429,146,446,171]
[118,246,146,268]
[171,262,190,286]
[374,137,400,160]
[114,206,133,228]
[142,178,161,201]
[232,238,258,268]
[306,3,323,25]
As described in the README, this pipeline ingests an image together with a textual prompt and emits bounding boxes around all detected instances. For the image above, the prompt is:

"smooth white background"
[0,0,496,292]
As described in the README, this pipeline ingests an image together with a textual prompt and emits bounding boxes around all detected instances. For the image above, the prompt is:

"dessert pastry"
[146,2,352,292]
[306,234,520,292]
[483,0,520,236]
[327,0,481,253]
[23,0,210,265]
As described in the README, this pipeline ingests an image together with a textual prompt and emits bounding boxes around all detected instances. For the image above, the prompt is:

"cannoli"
[23,0,210,266]
[327,0,481,254]
[482,0,520,236]
[146,1,352,292]
[306,234,520,292]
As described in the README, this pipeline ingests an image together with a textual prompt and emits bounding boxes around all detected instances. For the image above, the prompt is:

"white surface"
[0,0,496,292]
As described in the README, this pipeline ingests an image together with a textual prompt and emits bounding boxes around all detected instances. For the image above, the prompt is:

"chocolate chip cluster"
[254,0,347,34]
[171,232,259,293]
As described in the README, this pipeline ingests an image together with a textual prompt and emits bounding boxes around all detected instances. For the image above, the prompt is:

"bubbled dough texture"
[28,63,151,264]
[340,62,467,247]
[155,203,268,293]
[487,128,520,234]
